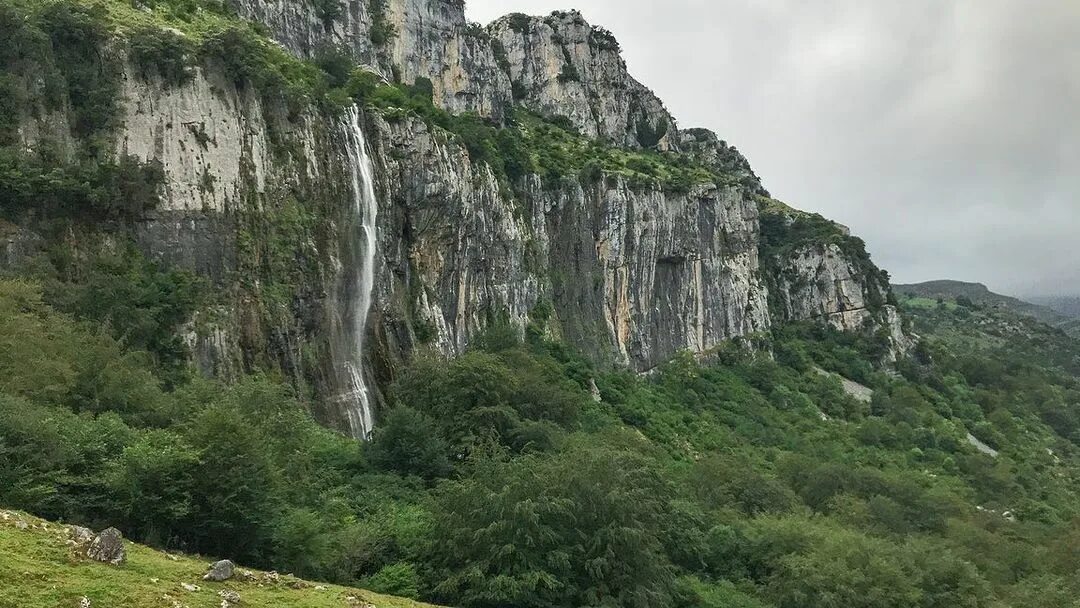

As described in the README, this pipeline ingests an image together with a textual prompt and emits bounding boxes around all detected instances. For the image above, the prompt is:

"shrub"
[506,13,532,33]
[39,1,122,141]
[368,0,396,46]
[363,562,421,598]
[313,44,355,89]
[128,26,195,87]
[313,0,343,31]
[557,63,580,83]
[367,406,452,480]
[636,117,669,149]
[590,26,621,52]
[0,151,164,224]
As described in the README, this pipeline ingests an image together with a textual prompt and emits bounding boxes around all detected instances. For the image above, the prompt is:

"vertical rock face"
[385,0,513,118]
[769,242,911,362]
[116,68,279,213]
[227,0,512,119]
[230,2,676,148]
[535,180,770,368]
[776,243,876,323]
[490,10,677,150]
[10,2,910,432]
[362,115,770,372]
[227,0,380,61]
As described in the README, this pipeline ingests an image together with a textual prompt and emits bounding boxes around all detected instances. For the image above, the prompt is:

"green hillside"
[4,273,1080,607]
[895,280,1080,337]
[0,509,439,608]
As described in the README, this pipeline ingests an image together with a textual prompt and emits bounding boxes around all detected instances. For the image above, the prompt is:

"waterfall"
[341,105,379,440]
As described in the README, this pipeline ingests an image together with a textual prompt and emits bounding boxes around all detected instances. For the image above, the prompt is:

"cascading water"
[340,105,379,440]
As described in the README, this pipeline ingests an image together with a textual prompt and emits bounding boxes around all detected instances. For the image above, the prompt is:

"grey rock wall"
[8,1,910,432]
[490,10,677,149]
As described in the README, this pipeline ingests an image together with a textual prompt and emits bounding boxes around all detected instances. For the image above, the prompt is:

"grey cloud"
[466,0,1080,297]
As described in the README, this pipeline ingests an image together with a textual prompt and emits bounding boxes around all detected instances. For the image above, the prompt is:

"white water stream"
[341,105,379,439]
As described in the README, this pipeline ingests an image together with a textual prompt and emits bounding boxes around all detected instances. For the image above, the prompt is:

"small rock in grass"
[218,589,241,605]
[15,520,28,530]
[285,577,310,589]
[69,526,94,545]
[314,585,328,591]
[180,582,200,592]
[78,597,91,608]
[203,559,235,582]
[86,528,125,565]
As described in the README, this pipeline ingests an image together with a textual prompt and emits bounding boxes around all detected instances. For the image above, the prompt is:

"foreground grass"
[0,510,442,608]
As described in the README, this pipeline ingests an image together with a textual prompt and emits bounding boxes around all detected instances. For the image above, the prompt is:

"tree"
[185,403,280,559]
[105,430,198,546]
[367,406,451,480]
[428,440,676,608]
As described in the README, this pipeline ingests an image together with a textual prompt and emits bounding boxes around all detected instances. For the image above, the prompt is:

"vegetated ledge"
[0,509,443,608]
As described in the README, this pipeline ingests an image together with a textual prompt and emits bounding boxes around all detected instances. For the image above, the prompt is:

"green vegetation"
[0,509,440,608]
[343,70,718,192]
[899,292,1080,445]
[0,0,122,150]
[368,0,395,47]
[128,25,196,86]
[312,0,343,31]
[589,25,621,52]
[557,62,580,83]
[506,12,532,34]
[0,149,165,225]
[5,268,1080,607]
[636,116,669,149]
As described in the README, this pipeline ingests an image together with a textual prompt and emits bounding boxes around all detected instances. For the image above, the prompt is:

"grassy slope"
[0,510,441,608]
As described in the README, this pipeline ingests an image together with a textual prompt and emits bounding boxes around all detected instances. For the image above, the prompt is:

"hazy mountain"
[1029,295,1080,319]
[894,280,1080,337]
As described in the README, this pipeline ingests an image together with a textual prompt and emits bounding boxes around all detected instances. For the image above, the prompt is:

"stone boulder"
[203,559,235,581]
[69,526,95,545]
[86,527,126,565]
[69,525,95,558]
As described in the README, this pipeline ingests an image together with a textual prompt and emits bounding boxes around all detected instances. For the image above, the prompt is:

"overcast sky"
[467,0,1080,297]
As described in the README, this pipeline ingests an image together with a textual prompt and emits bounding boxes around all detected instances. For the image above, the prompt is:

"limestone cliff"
[2,0,910,434]
[758,201,912,362]
[227,0,513,119]
[490,10,677,150]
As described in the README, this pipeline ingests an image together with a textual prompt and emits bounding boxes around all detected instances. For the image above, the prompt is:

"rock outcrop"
[228,0,513,120]
[87,528,126,566]
[0,221,42,272]
[490,10,677,149]
[205,559,236,582]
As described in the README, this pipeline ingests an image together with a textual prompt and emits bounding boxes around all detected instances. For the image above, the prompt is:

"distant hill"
[1029,295,1080,319]
[893,280,1080,337]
